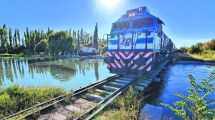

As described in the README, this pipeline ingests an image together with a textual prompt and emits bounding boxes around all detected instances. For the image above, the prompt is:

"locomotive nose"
[133,57,147,66]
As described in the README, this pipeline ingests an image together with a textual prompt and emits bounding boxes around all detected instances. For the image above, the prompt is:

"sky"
[0,0,215,47]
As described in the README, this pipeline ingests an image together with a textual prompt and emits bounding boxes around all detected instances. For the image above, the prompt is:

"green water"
[0,57,114,90]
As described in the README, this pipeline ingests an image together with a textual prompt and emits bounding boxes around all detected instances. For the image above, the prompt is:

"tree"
[9,28,12,49]
[34,39,48,54]
[48,31,74,56]
[13,29,18,48]
[80,28,83,44]
[0,24,8,50]
[161,70,215,120]
[93,23,98,49]
[204,39,215,51]
[17,29,20,47]
[77,30,80,54]
[188,42,203,54]
[69,28,71,35]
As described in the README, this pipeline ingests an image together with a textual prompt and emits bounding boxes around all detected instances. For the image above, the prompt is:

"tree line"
[0,23,106,56]
[179,39,215,54]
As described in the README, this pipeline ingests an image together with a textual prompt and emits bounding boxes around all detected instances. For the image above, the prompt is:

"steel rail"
[74,76,138,120]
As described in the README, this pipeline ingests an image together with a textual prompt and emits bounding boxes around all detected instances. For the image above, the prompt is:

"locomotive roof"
[114,7,164,24]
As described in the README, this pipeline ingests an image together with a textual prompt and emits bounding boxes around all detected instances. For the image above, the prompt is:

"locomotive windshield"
[132,18,154,29]
[112,21,130,31]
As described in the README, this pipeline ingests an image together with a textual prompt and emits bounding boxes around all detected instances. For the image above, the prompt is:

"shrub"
[0,93,17,118]
[161,70,215,119]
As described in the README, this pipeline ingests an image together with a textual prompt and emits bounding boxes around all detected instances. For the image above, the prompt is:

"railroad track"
[2,74,138,120]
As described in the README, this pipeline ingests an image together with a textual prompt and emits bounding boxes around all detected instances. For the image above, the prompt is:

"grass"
[87,87,109,97]
[94,87,146,120]
[173,51,215,62]
[0,53,22,57]
[0,85,66,119]
[189,53,215,61]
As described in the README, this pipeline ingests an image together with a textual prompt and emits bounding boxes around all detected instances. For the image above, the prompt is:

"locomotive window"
[132,18,154,29]
[112,21,130,31]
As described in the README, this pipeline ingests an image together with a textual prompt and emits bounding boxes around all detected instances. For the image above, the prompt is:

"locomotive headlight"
[132,13,135,17]
[129,13,132,17]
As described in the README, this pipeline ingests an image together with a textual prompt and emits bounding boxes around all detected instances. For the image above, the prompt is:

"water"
[0,57,114,91]
[147,63,215,119]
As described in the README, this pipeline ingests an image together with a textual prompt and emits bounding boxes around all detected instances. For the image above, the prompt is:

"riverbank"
[0,85,66,118]
[0,53,105,60]
[173,51,215,62]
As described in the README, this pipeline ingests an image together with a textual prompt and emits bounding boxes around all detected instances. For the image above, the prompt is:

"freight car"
[104,7,176,75]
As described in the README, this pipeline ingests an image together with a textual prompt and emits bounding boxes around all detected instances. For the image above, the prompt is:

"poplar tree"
[93,23,98,49]
[9,28,12,48]
[13,29,18,48]
[77,30,80,54]
[17,29,20,47]
[80,28,83,44]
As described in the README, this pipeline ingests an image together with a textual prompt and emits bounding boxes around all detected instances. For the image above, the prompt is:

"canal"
[0,57,114,90]
[147,63,215,119]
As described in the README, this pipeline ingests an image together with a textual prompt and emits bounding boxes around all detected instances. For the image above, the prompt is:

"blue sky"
[0,0,214,47]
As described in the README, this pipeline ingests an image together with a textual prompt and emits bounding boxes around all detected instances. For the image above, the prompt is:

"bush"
[0,85,66,118]
[0,93,17,118]
[161,70,215,119]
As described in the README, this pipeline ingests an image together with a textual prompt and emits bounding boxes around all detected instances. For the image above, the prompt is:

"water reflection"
[0,58,112,90]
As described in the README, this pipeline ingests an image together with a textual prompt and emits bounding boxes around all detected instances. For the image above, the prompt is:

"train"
[104,7,176,75]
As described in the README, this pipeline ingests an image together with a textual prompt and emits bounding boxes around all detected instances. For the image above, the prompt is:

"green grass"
[173,52,215,62]
[94,87,146,120]
[190,53,215,61]
[0,85,66,118]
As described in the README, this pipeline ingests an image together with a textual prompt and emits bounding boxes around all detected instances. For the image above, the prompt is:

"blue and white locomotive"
[104,7,176,75]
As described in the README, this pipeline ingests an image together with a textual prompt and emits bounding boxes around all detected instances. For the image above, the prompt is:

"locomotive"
[104,7,176,75]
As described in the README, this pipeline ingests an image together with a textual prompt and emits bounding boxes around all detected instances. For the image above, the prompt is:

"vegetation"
[34,39,48,54]
[95,87,145,120]
[93,23,98,49]
[0,85,66,118]
[178,39,215,61]
[48,31,75,56]
[188,42,204,54]
[161,70,215,120]
[0,24,107,56]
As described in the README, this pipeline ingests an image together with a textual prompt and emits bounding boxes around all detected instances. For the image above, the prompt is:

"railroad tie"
[108,82,126,87]
[101,85,119,92]
[120,77,133,81]
[85,93,104,102]
[95,89,112,95]
[114,79,130,84]
[138,82,149,87]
